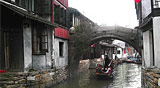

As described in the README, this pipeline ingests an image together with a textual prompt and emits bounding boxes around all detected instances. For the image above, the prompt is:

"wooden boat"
[133,60,142,64]
[95,64,113,79]
[123,59,134,63]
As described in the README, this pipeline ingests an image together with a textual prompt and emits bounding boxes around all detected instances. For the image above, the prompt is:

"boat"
[133,60,142,64]
[124,57,142,64]
[124,59,134,63]
[95,64,113,79]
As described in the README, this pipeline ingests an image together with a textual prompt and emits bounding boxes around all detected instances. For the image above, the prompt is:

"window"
[31,0,34,11]
[59,42,64,56]
[20,0,25,7]
[153,0,160,8]
[113,48,116,54]
[54,4,67,27]
[54,5,60,23]
[60,8,63,24]
[19,0,34,11]
[32,27,48,54]
[117,50,120,54]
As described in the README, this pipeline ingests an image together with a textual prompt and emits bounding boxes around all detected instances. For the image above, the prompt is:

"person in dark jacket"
[104,55,110,71]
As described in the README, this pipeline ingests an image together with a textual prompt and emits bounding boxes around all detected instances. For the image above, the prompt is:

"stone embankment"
[78,59,90,72]
[142,67,160,88]
[0,68,68,88]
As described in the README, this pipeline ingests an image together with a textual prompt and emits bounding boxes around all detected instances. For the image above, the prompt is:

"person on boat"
[96,64,112,76]
[96,64,104,73]
[105,67,112,74]
[104,55,110,71]
[115,55,118,60]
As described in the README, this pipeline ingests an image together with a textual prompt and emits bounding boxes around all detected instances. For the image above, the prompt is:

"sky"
[68,0,138,28]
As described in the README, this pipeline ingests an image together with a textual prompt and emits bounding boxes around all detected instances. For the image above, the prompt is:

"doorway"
[2,30,24,71]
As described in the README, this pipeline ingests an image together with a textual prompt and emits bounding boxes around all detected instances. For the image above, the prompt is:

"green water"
[52,63,141,88]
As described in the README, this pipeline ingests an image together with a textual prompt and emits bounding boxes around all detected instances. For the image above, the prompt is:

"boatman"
[104,55,110,70]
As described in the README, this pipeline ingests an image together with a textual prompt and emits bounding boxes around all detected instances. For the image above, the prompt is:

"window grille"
[32,27,48,54]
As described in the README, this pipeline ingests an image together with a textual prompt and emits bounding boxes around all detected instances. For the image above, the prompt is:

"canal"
[52,63,141,88]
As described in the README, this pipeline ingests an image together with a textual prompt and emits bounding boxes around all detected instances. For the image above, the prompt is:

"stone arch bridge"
[91,26,140,55]
[69,26,140,75]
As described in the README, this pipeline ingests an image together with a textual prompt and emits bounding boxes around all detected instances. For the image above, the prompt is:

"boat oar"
[108,59,113,67]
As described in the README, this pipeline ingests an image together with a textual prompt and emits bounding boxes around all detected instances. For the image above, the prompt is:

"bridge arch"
[90,26,141,55]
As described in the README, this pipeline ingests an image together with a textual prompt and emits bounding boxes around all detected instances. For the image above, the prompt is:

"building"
[0,0,69,71]
[53,0,69,68]
[136,0,160,87]
[0,0,56,72]
[136,0,160,68]
[112,40,125,59]
[68,7,95,31]
[0,0,69,87]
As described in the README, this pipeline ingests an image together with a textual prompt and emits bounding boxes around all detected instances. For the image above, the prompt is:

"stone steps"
[0,72,27,87]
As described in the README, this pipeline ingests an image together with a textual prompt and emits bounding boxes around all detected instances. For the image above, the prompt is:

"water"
[52,63,141,88]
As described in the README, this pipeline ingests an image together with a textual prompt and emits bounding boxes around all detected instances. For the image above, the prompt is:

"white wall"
[54,38,68,68]
[143,30,153,67]
[117,48,123,58]
[32,29,53,71]
[113,48,123,59]
[142,0,151,19]
[32,55,46,70]
[153,17,160,68]
[45,29,52,69]
[23,22,32,72]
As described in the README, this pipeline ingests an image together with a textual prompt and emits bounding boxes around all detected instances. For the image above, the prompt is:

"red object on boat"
[0,70,6,73]
[91,44,95,47]
[135,0,140,3]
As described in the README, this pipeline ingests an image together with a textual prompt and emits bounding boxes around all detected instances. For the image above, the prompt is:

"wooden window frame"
[54,4,68,27]
[32,27,48,55]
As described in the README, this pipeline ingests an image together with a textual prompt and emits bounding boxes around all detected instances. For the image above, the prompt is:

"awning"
[0,0,58,27]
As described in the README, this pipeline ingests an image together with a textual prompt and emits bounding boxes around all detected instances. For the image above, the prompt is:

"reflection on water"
[52,63,141,88]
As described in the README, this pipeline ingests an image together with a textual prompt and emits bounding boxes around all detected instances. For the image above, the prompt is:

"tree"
[68,22,95,76]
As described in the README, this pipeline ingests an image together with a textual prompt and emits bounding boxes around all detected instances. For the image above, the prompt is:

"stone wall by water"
[78,58,104,72]
[78,59,90,73]
[0,68,68,88]
[142,67,160,88]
